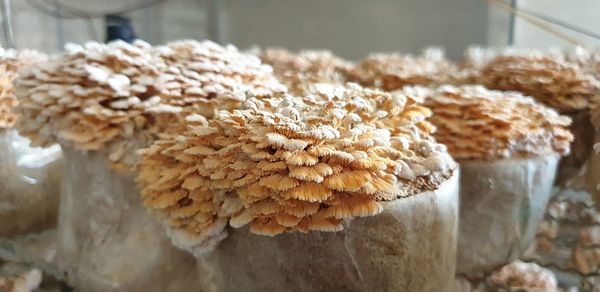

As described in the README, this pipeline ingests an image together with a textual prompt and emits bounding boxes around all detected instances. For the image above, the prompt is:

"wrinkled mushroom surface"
[137,83,456,255]
[260,48,352,95]
[347,49,457,91]
[478,54,600,113]
[413,85,573,160]
[15,40,285,169]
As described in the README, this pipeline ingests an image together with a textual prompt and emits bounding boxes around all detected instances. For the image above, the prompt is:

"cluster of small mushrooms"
[0,48,46,130]
[15,40,285,168]
[3,39,600,291]
[406,85,573,160]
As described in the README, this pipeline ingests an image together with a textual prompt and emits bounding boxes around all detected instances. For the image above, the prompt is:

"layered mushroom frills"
[14,40,285,168]
[405,85,573,161]
[137,83,456,255]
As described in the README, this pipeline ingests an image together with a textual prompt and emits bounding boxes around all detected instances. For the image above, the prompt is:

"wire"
[2,0,14,48]
[517,7,600,41]
[488,0,581,45]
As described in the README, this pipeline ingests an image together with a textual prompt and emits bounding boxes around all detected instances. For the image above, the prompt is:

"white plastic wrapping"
[195,173,459,292]
[0,130,62,236]
[457,154,559,275]
[47,148,201,291]
[3,149,201,292]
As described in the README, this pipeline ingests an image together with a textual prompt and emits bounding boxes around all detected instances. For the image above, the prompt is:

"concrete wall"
[5,0,596,59]
[4,0,490,60]
[219,0,489,60]
[5,0,208,53]
[512,0,600,49]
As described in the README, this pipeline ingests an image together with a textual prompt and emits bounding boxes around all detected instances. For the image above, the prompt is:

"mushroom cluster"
[158,41,286,117]
[15,40,285,168]
[260,48,352,95]
[0,266,42,292]
[0,48,46,130]
[406,85,573,160]
[137,83,456,255]
[478,54,600,113]
[347,49,456,91]
[488,261,558,291]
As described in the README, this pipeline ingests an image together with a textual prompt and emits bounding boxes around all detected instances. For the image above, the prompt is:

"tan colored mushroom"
[407,85,572,274]
[478,54,598,113]
[260,48,352,95]
[0,267,42,292]
[489,261,558,291]
[477,54,600,185]
[0,48,63,237]
[138,83,460,291]
[12,40,285,292]
[347,48,457,91]
[15,40,285,169]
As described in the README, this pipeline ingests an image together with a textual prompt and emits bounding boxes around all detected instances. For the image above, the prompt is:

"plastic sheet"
[456,154,559,275]
[0,130,62,236]
[2,149,201,292]
[195,173,459,292]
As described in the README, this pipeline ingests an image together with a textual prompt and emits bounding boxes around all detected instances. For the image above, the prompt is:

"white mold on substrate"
[195,173,459,292]
[456,154,559,275]
[5,148,201,292]
[0,130,62,236]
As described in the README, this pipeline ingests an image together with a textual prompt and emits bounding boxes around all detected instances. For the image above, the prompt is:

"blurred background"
[2,0,600,59]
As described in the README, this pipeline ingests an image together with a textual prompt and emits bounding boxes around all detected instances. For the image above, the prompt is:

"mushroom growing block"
[138,83,460,291]
[13,39,285,292]
[0,48,62,238]
[477,54,599,186]
[415,85,573,274]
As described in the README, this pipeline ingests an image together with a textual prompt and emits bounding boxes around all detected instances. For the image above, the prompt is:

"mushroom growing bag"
[0,49,62,237]
[138,84,460,291]
[11,40,287,291]
[413,85,573,275]
[0,130,62,236]
[456,155,559,274]
[476,54,599,185]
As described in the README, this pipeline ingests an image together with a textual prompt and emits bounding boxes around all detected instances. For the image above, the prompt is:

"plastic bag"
[196,174,459,292]
[456,154,559,275]
[23,148,200,292]
[0,130,62,236]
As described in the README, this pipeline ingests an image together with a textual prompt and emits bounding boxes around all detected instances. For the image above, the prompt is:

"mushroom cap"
[347,49,457,91]
[478,54,600,113]
[0,48,47,130]
[137,83,456,254]
[14,40,285,168]
[489,261,558,291]
[407,85,573,161]
[260,48,352,95]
